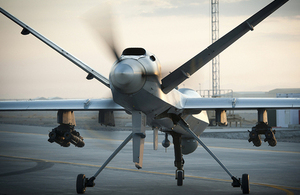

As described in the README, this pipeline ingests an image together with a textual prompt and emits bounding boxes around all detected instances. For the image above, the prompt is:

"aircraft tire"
[241,174,250,194]
[76,174,87,194]
[177,170,183,186]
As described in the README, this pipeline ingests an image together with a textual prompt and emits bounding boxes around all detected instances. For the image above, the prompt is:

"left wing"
[182,97,300,110]
[0,7,110,88]
[0,99,124,111]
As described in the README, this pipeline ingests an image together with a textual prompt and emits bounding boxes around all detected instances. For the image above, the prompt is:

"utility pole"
[211,0,220,97]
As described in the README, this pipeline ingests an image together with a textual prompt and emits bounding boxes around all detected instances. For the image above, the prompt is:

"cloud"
[222,0,249,3]
[114,0,299,20]
[114,0,208,17]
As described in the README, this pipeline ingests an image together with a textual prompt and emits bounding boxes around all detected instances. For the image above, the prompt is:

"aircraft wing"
[182,97,300,110]
[0,99,124,111]
[161,0,289,93]
[0,7,110,88]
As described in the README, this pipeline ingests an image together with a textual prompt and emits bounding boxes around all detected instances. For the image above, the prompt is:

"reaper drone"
[0,0,299,194]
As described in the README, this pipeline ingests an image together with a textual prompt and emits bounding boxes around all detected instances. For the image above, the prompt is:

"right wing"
[0,99,124,111]
[161,0,289,93]
[0,7,110,88]
[182,97,300,110]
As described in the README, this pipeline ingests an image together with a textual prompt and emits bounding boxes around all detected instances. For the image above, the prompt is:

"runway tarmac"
[0,123,299,195]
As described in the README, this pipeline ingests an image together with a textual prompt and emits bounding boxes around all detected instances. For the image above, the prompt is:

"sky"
[0,0,299,99]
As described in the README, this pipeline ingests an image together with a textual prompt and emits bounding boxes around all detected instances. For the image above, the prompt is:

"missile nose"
[114,64,134,85]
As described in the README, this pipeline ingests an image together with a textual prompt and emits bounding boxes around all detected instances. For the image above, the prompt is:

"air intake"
[122,48,146,56]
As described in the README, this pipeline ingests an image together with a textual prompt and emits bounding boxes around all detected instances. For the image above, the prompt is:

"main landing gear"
[76,133,133,194]
[76,111,146,194]
[177,116,250,194]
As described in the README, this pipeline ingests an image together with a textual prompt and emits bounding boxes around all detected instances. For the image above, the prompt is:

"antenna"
[211,0,220,97]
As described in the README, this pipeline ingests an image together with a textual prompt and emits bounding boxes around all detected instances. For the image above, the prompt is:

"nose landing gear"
[170,132,185,186]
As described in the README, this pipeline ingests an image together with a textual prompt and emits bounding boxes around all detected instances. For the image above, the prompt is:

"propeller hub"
[110,59,146,94]
[114,64,134,85]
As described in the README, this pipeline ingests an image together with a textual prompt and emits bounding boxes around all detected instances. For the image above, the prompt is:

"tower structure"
[211,0,220,97]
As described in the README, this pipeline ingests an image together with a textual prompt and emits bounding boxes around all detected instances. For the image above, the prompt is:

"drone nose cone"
[109,59,146,94]
[114,64,134,85]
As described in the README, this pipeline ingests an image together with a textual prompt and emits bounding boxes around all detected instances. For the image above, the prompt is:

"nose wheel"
[176,170,184,186]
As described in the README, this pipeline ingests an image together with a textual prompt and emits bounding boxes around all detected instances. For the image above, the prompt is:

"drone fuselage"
[109,48,209,138]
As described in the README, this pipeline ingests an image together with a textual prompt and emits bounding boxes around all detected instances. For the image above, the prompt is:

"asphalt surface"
[0,124,299,195]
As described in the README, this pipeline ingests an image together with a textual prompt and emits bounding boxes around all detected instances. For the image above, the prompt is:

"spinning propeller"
[81,4,120,62]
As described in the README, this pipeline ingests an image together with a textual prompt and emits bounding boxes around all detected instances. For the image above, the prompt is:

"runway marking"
[205,146,300,154]
[251,182,294,195]
[0,130,48,136]
[1,130,300,154]
[0,154,299,195]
